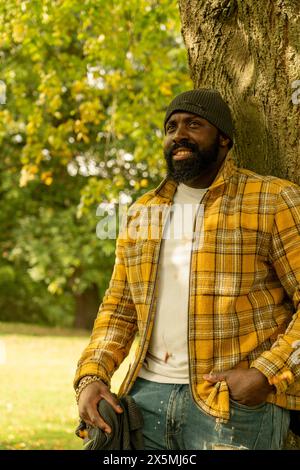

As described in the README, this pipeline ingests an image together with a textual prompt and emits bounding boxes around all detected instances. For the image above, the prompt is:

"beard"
[164,135,220,184]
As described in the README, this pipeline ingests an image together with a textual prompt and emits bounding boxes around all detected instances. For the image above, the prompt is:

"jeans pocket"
[229,398,267,411]
[226,399,270,449]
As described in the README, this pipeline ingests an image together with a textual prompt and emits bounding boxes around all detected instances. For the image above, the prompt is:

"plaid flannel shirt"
[74,155,300,421]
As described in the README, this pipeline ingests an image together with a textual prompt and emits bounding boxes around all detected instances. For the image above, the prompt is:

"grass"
[1,321,298,450]
[0,322,133,450]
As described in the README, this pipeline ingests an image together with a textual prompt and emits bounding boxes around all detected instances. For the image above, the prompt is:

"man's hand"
[203,367,275,406]
[78,380,123,434]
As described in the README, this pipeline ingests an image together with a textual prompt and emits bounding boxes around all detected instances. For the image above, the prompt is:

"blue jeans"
[129,377,290,450]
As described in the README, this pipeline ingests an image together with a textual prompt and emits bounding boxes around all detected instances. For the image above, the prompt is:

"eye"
[189,120,202,127]
[166,123,176,133]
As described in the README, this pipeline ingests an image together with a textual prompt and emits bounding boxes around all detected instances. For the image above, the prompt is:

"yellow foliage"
[29,165,38,175]
[26,113,43,136]
[19,165,37,187]
[44,176,53,186]
[26,122,36,135]
[71,80,86,95]
[140,178,148,188]
[48,280,63,295]
[0,32,9,48]
[114,175,125,187]
[74,120,85,133]
[49,95,62,113]
[159,83,172,96]
[14,442,27,449]
[76,132,90,143]
[105,71,122,91]
[79,100,104,124]
[0,110,14,126]
[12,22,26,43]
[41,171,53,186]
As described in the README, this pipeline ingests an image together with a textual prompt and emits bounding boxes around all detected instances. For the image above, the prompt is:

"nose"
[172,123,188,143]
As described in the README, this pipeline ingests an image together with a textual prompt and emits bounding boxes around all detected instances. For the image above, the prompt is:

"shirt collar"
[153,153,236,202]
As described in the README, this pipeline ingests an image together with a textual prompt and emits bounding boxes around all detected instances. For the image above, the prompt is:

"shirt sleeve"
[251,184,300,393]
[73,236,138,389]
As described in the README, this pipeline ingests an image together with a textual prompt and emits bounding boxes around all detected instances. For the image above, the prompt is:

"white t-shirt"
[138,183,207,383]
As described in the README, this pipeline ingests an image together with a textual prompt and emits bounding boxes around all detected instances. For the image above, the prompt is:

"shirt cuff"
[251,352,295,394]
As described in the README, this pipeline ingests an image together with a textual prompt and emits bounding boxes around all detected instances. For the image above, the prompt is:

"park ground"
[1,322,299,450]
[0,322,131,450]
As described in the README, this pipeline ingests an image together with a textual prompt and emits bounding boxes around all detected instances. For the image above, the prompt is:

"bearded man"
[74,89,300,450]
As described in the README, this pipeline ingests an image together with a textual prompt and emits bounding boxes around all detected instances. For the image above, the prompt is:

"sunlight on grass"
[0,322,136,450]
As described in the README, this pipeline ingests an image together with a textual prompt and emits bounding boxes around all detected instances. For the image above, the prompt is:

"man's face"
[163,112,221,184]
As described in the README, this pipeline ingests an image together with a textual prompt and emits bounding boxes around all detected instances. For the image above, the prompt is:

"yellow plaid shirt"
[74,155,300,421]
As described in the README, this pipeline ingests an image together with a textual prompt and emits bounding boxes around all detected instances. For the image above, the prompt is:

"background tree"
[179,0,299,179]
[178,0,300,449]
[0,0,192,328]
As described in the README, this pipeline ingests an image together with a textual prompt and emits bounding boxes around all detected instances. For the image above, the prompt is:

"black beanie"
[164,88,234,143]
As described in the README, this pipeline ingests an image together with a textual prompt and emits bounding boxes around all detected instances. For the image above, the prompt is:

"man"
[74,89,300,450]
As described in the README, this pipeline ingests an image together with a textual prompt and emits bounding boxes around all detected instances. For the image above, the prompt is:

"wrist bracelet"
[75,375,103,403]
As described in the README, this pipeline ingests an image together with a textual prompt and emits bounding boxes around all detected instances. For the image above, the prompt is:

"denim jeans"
[129,377,290,450]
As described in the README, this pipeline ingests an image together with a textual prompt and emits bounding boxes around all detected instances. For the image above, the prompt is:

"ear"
[219,134,231,148]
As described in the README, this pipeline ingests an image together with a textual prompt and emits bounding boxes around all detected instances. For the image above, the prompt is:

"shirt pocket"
[199,228,271,296]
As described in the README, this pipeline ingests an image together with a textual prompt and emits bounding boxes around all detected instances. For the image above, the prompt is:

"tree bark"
[178,0,300,182]
[178,0,300,448]
[73,283,100,330]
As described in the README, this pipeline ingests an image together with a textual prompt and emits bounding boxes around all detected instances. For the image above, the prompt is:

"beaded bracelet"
[75,375,103,403]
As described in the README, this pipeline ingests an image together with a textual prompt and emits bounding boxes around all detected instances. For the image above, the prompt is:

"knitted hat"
[164,88,234,142]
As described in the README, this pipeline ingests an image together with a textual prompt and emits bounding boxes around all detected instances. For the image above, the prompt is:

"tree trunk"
[73,283,100,330]
[178,0,300,449]
[178,0,300,181]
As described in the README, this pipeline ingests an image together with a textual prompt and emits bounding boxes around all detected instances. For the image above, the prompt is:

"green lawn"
[0,322,133,450]
[2,322,298,450]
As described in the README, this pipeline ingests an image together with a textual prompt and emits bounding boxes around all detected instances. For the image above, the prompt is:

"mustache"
[168,141,199,155]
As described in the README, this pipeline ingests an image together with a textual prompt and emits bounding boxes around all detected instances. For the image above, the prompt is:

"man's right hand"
[78,379,123,434]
